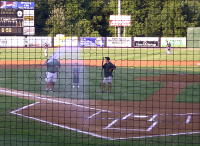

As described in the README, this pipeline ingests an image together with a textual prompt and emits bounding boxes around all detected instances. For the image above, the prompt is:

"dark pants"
[72,67,80,85]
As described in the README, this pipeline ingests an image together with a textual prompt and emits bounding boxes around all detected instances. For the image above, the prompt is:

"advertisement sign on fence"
[79,37,105,47]
[133,37,160,47]
[0,36,25,47]
[161,37,186,47]
[54,36,78,47]
[23,27,35,35]
[107,37,132,47]
[26,36,52,47]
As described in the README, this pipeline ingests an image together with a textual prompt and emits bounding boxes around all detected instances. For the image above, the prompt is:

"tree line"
[33,0,200,37]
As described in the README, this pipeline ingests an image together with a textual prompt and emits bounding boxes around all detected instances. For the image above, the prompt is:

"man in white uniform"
[44,43,48,58]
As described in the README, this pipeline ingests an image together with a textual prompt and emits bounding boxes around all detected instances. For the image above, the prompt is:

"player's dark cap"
[105,57,110,60]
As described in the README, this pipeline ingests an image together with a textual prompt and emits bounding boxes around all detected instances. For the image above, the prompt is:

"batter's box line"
[0,88,109,112]
[10,102,40,114]
[4,88,200,140]
[10,102,200,140]
[10,101,114,140]
[103,113,158,132]
[102,113,200,132]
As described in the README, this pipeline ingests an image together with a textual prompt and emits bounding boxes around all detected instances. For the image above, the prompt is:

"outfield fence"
[0,36,188,48]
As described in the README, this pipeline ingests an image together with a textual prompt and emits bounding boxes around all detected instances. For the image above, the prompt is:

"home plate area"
[11,101,200,140]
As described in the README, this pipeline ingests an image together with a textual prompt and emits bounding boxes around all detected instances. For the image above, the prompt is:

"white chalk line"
[5,88,114,140]
[104,114,158,132]
[0,88,109,112]
[10,102,40,114]
[88,110,102,119]
[148,114,158,122]
[11,110,113,140]
[146,121,158,132]
[103,119,119,129]
[122,113,133,120]
[1,88,199,140]
[114,131,200,140]
[186,115,192,124]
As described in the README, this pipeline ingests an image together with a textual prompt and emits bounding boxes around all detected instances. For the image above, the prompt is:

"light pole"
[118,0,121,37]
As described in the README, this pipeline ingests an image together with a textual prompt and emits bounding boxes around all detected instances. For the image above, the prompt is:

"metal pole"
[118,0,121,37]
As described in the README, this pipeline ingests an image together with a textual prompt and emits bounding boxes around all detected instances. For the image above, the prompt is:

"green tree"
[124,0,152,36]
[182,0,200,27]
[88,0,112,36]
[161,0,187,36]
[35,0,50,35]
[36,0,200,37]
[144,0,165,36]
[46,0,101,36]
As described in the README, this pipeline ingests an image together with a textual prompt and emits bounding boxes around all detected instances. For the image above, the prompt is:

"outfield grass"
[0,48,55,60]
[83,48,200,61]
[0,95,200,146]
[0,47,200,61]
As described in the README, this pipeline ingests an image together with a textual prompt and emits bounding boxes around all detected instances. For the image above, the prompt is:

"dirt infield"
[0,61,200,140]
[0,60,200,67]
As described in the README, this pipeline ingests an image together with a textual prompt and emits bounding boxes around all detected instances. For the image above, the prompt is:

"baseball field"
[0,47,200,145]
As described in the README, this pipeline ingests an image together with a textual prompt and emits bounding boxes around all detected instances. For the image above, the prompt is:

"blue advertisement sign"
[0,1,34,9]
[17,2,35,9]
[79,37,105,47]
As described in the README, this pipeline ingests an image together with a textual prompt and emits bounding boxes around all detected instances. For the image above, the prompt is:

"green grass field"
[0,47,200,61]
[0,66,199,102]
[83,48,200,61]
[0,47,200,145]
[0,47,199,101]
[1,95,200,146]
[0,48,55,60]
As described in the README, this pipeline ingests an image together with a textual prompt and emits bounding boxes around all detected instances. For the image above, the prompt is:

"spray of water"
[41,46,86,99]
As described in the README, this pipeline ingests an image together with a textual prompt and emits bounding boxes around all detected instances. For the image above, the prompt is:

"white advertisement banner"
[161,37,186,47]
[109,20,131,27]
[109,15,131,26]
[23,27,35,35]
[107,37,132,47]
[26,36,52,47]
[54,36,78,47]
[23,10,34,16]
[134,37,159,41]
[109,15,131,27]
[0,36,25,47]
[23,15,34,26]
[23,20,34,26]
[110,15,131,21]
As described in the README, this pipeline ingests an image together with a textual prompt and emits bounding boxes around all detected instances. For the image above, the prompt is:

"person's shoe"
[49,88,55,92]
